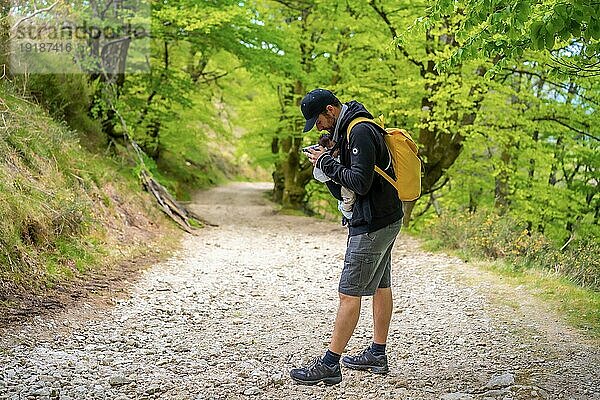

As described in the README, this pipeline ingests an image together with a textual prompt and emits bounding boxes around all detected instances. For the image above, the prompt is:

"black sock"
[370,342,386,356]
[322,349,341,366]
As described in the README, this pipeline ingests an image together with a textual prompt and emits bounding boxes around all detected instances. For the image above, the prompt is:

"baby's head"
[318,133,335,149]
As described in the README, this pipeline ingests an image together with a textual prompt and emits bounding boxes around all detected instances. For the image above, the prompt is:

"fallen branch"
[139,169,194,233]
[102,84,213,232]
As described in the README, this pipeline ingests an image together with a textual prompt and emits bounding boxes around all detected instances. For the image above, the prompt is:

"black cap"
[300,89,338,132]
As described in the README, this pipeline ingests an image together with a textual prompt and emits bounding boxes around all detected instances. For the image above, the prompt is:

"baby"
[311,134,356,219]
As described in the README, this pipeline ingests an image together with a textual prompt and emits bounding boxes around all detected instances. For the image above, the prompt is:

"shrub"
[526,237,600,290]
[12,67,104,147]
[426,210,600,291]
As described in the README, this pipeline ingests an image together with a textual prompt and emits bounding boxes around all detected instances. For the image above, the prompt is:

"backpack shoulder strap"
[346,117,398,190]
[374,166,397,189]
[346,117,374,142]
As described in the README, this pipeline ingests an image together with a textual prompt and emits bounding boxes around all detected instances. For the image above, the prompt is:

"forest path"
[1,182,599,400]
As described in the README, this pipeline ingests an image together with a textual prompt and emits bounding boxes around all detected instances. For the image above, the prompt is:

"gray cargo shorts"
[339,220,402,297]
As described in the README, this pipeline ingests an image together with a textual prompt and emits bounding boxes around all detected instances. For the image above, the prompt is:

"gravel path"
[1,182,599,400]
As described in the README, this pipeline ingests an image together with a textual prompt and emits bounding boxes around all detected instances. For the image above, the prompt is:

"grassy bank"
[0,81,179,300]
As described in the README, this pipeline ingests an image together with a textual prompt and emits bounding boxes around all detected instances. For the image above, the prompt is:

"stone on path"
[441,393,475,400]
[243,386,261,396]
[108,374,131,387]
[30,387,51,397]
[485,372,515,389]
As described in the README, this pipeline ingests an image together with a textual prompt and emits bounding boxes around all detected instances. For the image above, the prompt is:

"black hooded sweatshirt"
[316,100,403,236]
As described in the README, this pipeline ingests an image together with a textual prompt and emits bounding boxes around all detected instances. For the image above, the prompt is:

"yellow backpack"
[347,117,422,202]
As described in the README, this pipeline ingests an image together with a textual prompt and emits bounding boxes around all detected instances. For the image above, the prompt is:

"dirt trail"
[1,182,599,400]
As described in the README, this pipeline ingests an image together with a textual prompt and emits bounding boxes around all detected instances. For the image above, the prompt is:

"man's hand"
[305,146,326,166]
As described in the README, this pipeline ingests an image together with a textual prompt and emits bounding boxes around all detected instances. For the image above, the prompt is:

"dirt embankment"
[0,181,178,326]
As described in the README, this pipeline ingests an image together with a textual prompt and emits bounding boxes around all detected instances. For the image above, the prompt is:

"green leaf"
[516,1,531,23]
[581,6,595,23]
[532,26,546,50]
[572,8,585,23]
[571,20,582,37]
[545,33,555,49]
[583,25,592,41]
[509,28,522,40]
[559,28,571,40]
[585,44,597,56]
[551,16,565,34]
[530,21,544,37]
[553,4,569,19]
[590,18,600,40]
[516,46,524,57]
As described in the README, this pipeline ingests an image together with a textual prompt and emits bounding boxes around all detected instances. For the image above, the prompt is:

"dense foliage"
[421,0,600,76]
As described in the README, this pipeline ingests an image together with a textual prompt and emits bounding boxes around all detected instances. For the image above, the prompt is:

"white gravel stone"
[442,393,475,399]
[30,387,51,397]
[485,372,516,389]
[108,375,131,387]
[243,386,261,396]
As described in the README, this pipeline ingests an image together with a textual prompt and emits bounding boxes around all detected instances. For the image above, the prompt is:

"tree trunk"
[281,135,312,209]
[417,29,486,198]
[529,131,538,179]
[269,5,316,211]
[548,136,564,186]
[271,137,284,203]
[494,74,523,212]
[495,148,511,212]
[145,118,161,159]
[469,186,482,213]
[272,81,313,210]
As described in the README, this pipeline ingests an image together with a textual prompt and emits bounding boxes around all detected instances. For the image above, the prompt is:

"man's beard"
[325,114,337,134]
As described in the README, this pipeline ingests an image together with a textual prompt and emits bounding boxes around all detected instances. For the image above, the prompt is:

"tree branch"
[367,0,425,73]
[11,2,58,31]
[533,116,599,141]
[413,196,433,219]
[271,0,312,12]
[99,0,114,19]
[505,68,600,107]
[197,70,229,84]
[551,55,600,78]
[422,176,449,196]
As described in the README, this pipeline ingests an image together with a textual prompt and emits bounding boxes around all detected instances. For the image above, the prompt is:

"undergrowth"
[421,211,600,336]
[424,211,599,291]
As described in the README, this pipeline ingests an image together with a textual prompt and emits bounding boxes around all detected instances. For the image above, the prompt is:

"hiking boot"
[289,357,342,385]
[341,347,389,374]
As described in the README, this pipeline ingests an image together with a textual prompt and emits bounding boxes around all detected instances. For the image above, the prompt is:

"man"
[290,89,403,385]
